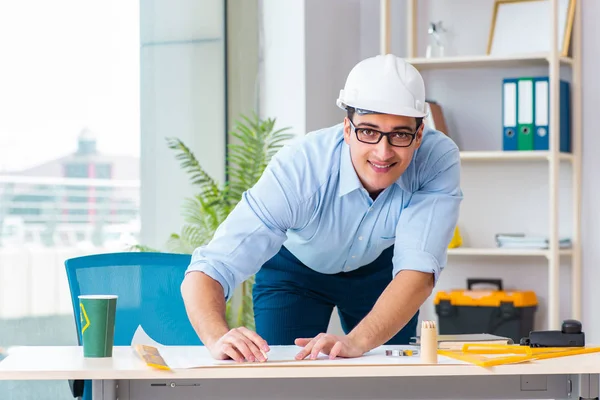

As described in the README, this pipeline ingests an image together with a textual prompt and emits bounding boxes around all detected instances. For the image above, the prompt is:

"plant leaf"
[165,137,223,204]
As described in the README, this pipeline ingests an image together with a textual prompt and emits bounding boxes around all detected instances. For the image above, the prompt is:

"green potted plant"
[149,114,293,330]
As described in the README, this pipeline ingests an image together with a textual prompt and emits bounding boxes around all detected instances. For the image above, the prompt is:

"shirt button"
[358,236,363,240]
[352,255,356,259]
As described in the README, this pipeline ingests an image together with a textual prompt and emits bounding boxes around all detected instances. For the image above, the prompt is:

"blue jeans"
[252,245,419,345]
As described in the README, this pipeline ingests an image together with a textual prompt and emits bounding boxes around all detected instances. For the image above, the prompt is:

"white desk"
[0,346,599,400]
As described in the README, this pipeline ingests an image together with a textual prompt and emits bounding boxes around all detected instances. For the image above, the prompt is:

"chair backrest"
[65,252,201,346]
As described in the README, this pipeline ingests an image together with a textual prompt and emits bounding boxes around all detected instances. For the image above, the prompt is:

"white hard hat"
[336,54,427,118]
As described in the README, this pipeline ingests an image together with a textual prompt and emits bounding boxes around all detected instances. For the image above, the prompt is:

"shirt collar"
[338,142,363,197]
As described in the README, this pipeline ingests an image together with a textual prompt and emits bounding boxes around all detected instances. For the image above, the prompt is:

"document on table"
[131,325,467,369]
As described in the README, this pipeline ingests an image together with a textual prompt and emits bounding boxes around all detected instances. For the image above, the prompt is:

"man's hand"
[182,273,270,363]
[294,333,365,360]
[209,327,270,363]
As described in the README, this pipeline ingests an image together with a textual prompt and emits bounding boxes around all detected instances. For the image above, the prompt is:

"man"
[181,54,462,363]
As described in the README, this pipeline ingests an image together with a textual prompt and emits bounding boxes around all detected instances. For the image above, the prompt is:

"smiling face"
[343,113,424,197]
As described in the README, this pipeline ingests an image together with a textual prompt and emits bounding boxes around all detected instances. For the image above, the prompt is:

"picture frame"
[487,0,576,57]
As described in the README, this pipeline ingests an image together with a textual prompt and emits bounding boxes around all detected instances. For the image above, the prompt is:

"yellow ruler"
[438,343,600,367]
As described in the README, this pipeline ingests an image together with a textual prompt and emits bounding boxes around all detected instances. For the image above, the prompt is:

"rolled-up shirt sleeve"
[393,147,462,284]
[185,146,304,300]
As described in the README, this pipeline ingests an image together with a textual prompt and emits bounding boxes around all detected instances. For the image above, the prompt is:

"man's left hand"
[294,333,364,360]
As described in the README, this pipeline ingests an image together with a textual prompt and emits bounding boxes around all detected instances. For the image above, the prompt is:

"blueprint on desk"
[130,325,467,369]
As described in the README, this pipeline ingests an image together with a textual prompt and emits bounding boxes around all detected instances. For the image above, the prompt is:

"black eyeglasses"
[349,119,418,148]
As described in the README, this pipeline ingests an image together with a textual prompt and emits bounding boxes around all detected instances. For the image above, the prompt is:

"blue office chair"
[65,252,202,400]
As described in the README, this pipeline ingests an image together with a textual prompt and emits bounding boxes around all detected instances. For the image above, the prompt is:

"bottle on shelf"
[425,21,447,58]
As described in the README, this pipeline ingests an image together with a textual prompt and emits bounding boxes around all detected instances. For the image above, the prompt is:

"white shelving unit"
[407,54,573,69]
[380,0,582,330]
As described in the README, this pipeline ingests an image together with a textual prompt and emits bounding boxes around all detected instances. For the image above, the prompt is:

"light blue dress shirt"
[187,123,462,300]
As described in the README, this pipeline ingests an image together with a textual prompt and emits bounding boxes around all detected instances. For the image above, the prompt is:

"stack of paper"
[412,333,513,350]
[495,234,571,249]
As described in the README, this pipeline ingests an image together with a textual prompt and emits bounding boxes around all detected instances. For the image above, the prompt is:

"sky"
[0,0,140,172]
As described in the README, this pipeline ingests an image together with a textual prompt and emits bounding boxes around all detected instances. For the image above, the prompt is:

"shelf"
[392,0,583,331]
[448,247,573,257]
[460,151,573,162]
[407,53,573,70]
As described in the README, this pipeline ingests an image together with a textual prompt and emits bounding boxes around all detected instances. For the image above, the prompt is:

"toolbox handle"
[467,278,503,291]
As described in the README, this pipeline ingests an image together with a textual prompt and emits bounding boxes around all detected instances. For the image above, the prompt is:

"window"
[0,0,251,397]
[0,1,142,397]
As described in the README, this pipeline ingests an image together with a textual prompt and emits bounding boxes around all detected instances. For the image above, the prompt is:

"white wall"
[258,0,306,136]
[227,0,259,126]
[304,0,362,132]
[258,0,364,136]
[140,0,226,250]
[580,0,600,344]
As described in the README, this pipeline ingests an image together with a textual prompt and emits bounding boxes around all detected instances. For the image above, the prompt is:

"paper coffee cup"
[78,295,117,358]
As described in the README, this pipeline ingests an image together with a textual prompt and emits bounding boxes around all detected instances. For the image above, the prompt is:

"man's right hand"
[208,327,270,362]
[181,272,269,362]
